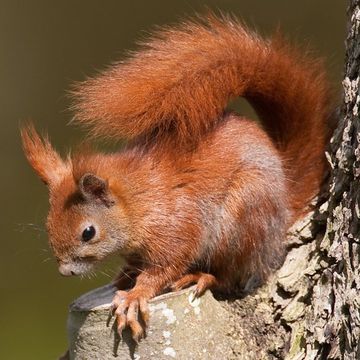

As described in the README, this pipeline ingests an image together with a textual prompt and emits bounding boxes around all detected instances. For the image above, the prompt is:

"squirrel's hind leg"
[171,272,218,297]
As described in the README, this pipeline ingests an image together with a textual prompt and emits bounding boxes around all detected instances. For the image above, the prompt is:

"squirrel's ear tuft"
[79,173,113,205]
[20,123,69,186]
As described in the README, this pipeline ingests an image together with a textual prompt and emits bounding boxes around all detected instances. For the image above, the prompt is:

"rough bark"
[64,2,359,359]
[66,285,235,359]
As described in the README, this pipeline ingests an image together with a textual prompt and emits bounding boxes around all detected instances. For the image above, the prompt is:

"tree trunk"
[64,2,359,359]
[267,0,360,356]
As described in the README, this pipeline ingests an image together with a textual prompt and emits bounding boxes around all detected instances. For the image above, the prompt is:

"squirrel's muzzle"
[58,263,77,276]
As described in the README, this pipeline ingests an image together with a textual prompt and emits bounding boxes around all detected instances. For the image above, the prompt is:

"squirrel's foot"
[171,272,217,297]
[108,289,150,343]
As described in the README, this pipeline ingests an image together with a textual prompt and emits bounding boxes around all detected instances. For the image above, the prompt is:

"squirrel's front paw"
[108,289,150,342]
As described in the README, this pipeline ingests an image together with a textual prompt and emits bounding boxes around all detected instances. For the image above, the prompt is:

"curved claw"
[139,297,150,326]
[106,302,117,327]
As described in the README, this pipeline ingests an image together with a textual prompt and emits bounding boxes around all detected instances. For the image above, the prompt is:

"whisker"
[104,268,117,276]
[119,269,134,280]
[15,223,46,233]
[99,270,111,278]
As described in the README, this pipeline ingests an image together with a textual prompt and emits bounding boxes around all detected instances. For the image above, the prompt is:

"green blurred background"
[0,1,345,359]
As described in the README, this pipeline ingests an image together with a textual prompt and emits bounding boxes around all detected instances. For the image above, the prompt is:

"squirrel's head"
[21,124,131,276]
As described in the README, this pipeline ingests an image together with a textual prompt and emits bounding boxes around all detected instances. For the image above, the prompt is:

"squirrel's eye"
[82,226,96,242]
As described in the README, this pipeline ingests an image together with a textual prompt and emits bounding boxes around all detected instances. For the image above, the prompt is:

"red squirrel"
[21,15,332,341]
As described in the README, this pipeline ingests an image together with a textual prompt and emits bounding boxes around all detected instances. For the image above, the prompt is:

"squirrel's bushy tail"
[71,14,332,217]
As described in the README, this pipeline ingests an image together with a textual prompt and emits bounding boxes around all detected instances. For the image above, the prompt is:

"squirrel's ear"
[20,123,69,186]
[79,173,113,205]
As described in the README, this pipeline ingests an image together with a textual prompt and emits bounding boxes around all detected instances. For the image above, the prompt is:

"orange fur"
[20,124,70,185]
[71,15,331,216]
[21,15,333,340]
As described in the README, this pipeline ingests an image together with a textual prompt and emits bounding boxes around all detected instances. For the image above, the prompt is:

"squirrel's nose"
[58,263,76,276]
